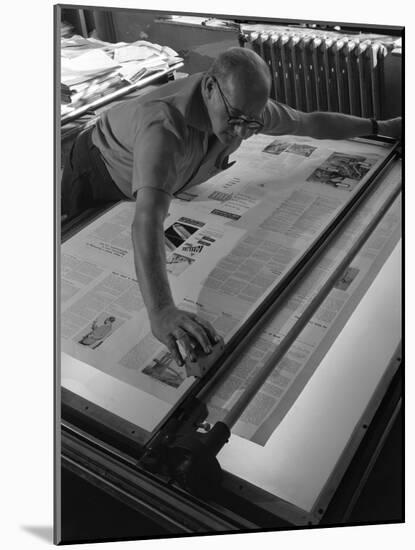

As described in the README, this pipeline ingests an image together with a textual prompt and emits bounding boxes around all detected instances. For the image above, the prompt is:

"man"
[61,47,401,367]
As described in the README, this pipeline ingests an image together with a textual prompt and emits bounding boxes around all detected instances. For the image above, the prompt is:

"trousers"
[61,126,128,221]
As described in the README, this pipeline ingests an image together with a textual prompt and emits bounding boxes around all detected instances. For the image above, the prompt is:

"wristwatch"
[371,118,379,135]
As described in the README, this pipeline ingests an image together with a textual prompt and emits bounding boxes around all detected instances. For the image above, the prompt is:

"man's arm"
[263,100,402,141]
[131,187,219,366]
[295,112,402,140]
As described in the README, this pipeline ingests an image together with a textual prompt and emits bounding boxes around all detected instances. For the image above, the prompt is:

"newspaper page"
[62,202,244,406]
[61,134,396,434]
[204,159,401,444]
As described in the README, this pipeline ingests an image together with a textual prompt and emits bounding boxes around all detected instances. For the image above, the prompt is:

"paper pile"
[61,35,182,114]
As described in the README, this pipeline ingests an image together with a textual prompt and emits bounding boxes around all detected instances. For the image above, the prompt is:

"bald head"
[207,47,271,101]
[202,47,271,144]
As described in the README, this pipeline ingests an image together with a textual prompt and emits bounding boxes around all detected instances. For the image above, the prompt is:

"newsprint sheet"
[61,134,399,440]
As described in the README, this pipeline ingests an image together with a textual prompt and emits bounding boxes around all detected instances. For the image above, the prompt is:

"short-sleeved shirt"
[91,72,302,200]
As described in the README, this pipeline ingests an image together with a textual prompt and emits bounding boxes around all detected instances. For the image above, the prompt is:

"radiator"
[241,26,398,118]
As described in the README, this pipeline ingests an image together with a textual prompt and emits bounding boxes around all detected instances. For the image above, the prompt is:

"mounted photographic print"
[55,3,403,545]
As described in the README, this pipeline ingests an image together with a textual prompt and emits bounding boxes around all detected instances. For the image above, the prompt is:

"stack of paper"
[61,49,121,86]
[61,35,182,115]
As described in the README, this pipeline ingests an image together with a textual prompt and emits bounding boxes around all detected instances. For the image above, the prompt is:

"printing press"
[59,130,402,533]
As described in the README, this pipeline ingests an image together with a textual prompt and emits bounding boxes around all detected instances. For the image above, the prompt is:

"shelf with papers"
[61,61,183,126]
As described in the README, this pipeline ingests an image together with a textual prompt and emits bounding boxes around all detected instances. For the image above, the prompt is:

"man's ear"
[203,75,215,99]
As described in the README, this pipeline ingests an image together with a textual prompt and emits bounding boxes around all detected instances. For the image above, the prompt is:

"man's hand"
[149,305,221,366]
[378,117,402,140]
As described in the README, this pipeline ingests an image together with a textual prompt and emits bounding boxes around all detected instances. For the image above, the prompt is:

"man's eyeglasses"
[213,77,264,132]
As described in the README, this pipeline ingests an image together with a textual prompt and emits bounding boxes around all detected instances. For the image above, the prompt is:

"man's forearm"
[298,112,373,140]
[131,214,174,318]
